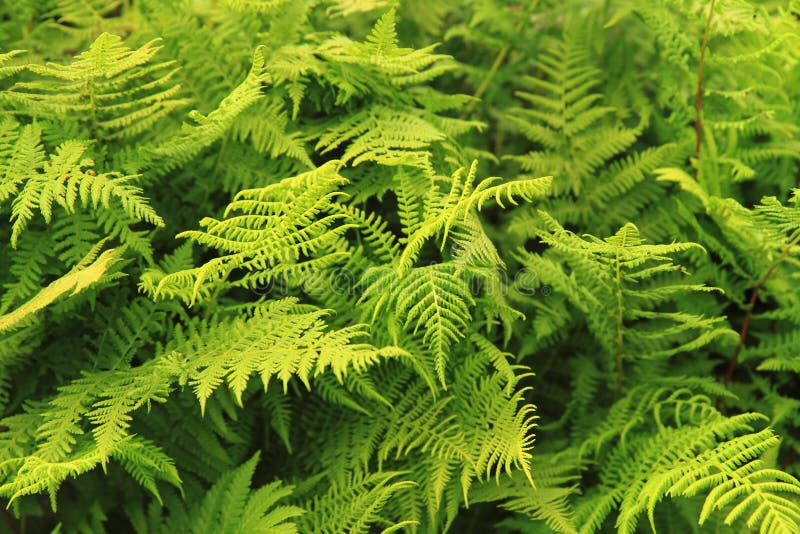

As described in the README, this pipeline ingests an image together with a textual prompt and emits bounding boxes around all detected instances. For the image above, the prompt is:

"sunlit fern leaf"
[450,214,505,273]
[471,455,580,534]
[315,105,445,169]
[138,242,199,303]
[1,296,391,502]
[142,45,270,176]
[358,263,468,387]
[669,435,800,534]
[393,167,428,241]
[0,122,46,221]
[221,0,294,14]
[315,8,454,93]
[295,470,415,533]
[6,33,189,140]
[300,358,537,519]
[562,372,800,533]
[154,161,353,305]
[231,99,313,168]
[86,362,175,463]
[169,298,387,412]
[397,161,551,273]
[395,263,474,385]
[469,333,523,394]
[754,190,800,250]
[7,355,177,474]
[450,352,537,492]
[503,37,636,198]
[332,203,400,264]
[186,453,302,534]
[0,123,163,255]
[0,442,106,510]
[46,0,135,41]
[516,213,737,385]
[0,244,125,334]
[327,0,392,16]
[0,437,177,510]
[0,49,25,81]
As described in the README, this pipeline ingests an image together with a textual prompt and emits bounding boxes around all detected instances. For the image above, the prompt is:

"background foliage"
[0,1,799,532]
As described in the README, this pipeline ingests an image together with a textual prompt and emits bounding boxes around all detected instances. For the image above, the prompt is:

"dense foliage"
[0,1,799,532]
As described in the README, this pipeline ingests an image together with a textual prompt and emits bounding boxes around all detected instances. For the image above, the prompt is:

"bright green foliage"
[515,214,737,385]
[129,452,304,533]
[0,1,799,533]
[5,33,189,142]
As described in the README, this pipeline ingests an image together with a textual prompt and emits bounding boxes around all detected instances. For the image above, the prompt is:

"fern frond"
[571,381,800,534]
[671,433,800,534]
[398,161,551,273]
[326,0,392,17]
[142,45,270,175]
[7,33,189,140]
[472,455,580,534]
[296,471,414,534]
[0,244,124,333]
[155,161,352,305]
[315,105,444,169]
[189,453,302,534]
[170,298,387,412]
[0,122,163,254]
[516,212,737,388]
[395,263,474,385]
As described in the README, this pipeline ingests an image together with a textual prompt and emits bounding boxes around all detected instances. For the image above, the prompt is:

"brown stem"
[795,161,800,187]
[782,450,798,471]
[694,0,717,176]
[615,307,624,396]
[722,233,800,390]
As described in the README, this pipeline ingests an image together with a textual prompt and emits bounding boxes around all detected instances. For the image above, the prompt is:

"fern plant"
[0,1,799,533]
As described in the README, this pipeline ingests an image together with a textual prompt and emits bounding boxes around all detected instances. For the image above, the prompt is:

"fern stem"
[211,133,230,181]
[782,449,798,471]
[461,47,510,120]
[693,0,717,176]
[722,232,800,390]
[88,77,98,139]
[460,1,540,120]
[614,240,626,396]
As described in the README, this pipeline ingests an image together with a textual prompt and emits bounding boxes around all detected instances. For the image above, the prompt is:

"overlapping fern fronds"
[1,1,799,533]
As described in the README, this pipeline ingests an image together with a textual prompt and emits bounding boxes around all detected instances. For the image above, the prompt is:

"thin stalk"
[693,0,717,176]
[782,450,798,471]
[460,1,540,120]
[614,242,626,396]
[722,233,800,389]
[461,46,511,120]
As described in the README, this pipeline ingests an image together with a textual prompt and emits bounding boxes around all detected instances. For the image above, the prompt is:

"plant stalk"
[694,0,717,176]
[460,1,540,120]
[722,233,800,390]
